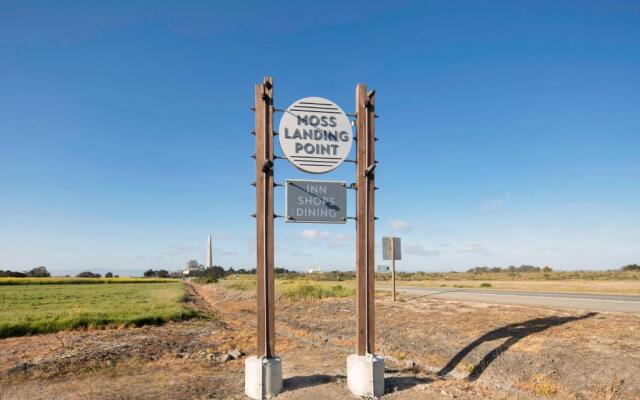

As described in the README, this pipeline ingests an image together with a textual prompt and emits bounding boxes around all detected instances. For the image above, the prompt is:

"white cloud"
[389,219,412,231]
[478,193,511,210]
[298,230,352,249]
[300,229,330,239]
[404,244,441,257]
[328,232,353,249]
[458,243,490,254]
[300,229,317,239]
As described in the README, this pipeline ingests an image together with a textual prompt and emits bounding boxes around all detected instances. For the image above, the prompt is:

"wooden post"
[255,77,275,358]
[391,240,396,302]
[356,84,376,356]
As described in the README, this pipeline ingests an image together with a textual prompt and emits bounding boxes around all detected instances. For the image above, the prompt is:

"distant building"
[207,235,213,268]
[182,265,204,276]
[181,236,212,276]
[182,259,204,276]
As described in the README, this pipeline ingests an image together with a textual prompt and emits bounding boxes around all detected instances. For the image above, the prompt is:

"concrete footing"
[347,354,385,398]
[244,356,283,399]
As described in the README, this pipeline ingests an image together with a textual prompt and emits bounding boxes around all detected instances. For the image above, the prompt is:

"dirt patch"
[1,283,639,399]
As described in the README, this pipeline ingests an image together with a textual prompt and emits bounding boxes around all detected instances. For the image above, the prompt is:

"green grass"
[0,277,178,285]
[0,282,196,338]
[283,283,355,301]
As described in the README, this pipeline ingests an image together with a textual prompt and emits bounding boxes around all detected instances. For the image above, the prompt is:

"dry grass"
[517,373,560,397]
[224,272,640,295]
[381,279,640,295]
[393,270,640,282]
[283,283,354,301]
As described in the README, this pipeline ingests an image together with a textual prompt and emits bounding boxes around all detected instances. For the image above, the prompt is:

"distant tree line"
[467,265,554,274]
[141,264,302,279]
[142,266,231,278]
[143,269,174,278]
[0,267,120,279]
[622,264,640,271]
[76,271,103,278]
[0,266,50,278]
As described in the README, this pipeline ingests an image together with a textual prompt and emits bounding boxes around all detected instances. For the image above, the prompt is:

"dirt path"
[1,283,639,399]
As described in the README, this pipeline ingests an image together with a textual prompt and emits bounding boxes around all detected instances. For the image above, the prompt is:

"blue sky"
[1,1,639,275]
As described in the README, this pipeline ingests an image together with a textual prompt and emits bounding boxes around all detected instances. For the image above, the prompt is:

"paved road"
[379,285,640,314]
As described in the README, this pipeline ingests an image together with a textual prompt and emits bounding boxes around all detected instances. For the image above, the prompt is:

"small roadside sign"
[382,237,401,260]
[382,237,401,302]
[376,265,390,273]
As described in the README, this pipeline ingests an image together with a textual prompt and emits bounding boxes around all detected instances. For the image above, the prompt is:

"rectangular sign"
[285,180,347,224]
[376,265,390,273]
[382,237,402,260]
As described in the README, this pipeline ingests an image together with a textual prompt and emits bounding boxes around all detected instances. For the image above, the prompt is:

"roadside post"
[246,78,383,399]
[382,237,402,301]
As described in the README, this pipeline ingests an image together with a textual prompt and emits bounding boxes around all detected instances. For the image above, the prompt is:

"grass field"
[0,277,178,285]
[0,282,196,338]
[220,277,356,300]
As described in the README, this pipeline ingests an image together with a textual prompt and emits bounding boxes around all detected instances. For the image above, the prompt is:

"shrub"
[0,270,27,278]
[228,281,255,291]
[144,269,170,278]
[76,271,101,278]
[480,282,492,288]
[27,266,50,277]
[284,284,355,301]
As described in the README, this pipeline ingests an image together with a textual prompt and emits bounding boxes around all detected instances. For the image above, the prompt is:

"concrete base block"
[347,354,385,398]
[244,356,283,399]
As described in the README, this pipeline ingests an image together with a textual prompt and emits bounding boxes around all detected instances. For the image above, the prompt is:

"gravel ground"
[1,283,638,399]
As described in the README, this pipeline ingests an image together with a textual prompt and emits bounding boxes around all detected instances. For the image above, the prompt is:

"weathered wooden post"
[391,238,396,302]
[245,77,282,400]
[347,84,385,398]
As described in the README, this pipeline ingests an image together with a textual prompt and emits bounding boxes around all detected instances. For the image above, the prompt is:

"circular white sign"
[278,97,353,174]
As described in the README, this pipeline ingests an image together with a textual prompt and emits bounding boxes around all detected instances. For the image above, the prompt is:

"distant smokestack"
[207,235,213,268]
